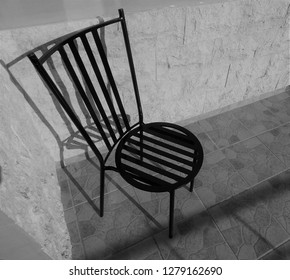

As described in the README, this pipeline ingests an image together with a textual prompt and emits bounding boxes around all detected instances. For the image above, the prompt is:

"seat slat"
[121,153,183,182]
[123,144,191,174]
[126,137,194,167]
[121,163,173,186]
[131,132,195,159]
[146,125,197,150]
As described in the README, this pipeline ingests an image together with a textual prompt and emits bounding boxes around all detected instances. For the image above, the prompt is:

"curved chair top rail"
[27,8,143,166]
[36,16,123,65]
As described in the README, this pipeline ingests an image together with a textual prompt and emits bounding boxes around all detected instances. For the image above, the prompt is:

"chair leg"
[190,179,194,192]
[169,190,175,238]
[100,166,105,217]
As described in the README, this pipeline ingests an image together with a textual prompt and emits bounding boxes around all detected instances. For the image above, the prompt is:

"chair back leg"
[100,166,105,217]
[169,190,175,238]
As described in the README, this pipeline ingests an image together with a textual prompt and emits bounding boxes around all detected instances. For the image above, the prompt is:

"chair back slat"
[59,45,112,149]
[28,52,104,164]
[92,30,130,131]
[28,9,143,163]
[80,33,122,140]
[67,40,118,144]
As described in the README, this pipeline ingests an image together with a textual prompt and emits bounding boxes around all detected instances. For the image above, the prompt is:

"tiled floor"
[2,89,289,260]
[55,88,290,260]
[0,91,288,261]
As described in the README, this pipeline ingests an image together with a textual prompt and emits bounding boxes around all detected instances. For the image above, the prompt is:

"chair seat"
[115,122,203,193]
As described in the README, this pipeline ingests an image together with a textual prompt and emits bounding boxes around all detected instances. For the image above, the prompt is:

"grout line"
[218,139,286,193]
[152,235,165,260]
[203,118,290,157]
[71,206,86,260]
[59,171,86,259]
[200,131,220,152]
[206,166,290,212]
[66,171,129,209]
[258,236,290,260]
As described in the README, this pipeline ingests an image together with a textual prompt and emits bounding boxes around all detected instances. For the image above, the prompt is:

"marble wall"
[0,65,71,259]
[0,0,289,259]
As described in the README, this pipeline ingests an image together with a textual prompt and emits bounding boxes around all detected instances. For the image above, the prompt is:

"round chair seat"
[115,122,203,193]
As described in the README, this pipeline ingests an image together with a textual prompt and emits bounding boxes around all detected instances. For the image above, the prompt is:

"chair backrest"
[28,9,143,165]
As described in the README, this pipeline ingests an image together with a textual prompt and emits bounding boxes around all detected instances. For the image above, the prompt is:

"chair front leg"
[100,166,105,217]
[190,179,194,192]
[169,189,175,238]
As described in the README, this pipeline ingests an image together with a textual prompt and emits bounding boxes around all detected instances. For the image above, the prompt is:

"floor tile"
[232,101,282,135]
[260,94,290,125]
[108,237,162,260]
[209,182,290,259]
[198,111,253,148]
[64,157,101,205]
[251,169,290,235]
[75,187,154,259]
[59,179,73,210]
[195,132,217,154]
[258,123,290,168]
[194,150,249,208]
[56,167,73,210]
[64,157,128,206]
[197,150,236,182]
[198,111,236,133]
[68,173,100,206]
[223,137,285,186]
[184,122,204,135]
[195,173,249,209]
[154,212,236,260]
[207,120,253,149]
[184,123,216,157]
[134,185,206,232]
[64,157,97,178]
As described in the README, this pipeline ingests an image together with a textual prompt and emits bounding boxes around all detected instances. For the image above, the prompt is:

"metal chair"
[28,9,203,238]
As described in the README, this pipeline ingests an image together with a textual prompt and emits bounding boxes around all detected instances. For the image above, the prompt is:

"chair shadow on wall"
[0,18,169,258]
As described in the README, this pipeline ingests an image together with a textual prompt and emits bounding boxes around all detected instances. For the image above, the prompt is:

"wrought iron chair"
[28,9,203,238]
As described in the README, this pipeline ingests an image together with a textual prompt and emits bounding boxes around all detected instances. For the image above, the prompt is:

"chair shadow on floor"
[104,168,290,260]
[206,171,290,259]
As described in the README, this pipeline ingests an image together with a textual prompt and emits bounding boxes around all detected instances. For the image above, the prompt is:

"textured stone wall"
[0,0,289,161]
[126,0,290,121]
[0,65,71,259]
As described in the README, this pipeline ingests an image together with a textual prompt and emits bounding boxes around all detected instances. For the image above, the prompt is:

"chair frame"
[28,9,203,238]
